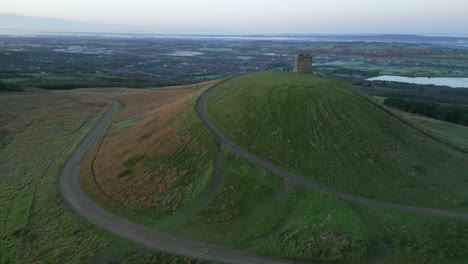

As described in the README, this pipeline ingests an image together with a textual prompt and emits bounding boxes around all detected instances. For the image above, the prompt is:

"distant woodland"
[352,79,468,126]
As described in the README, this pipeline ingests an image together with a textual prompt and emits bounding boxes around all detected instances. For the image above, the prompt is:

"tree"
[0,80,23,92]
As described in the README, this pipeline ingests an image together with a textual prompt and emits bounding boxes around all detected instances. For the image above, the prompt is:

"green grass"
[372,96,387,104]
[173,150,370,262]
[394,110,468,152]
[358,203,468,264]
[0,94,108,262]
[95,233,213,264]
[205,71,468,210]
[171,148,468,263]
[72,74,468,263]
[174,149,287,242]
[0,92,205,263]
[83,86,371,262]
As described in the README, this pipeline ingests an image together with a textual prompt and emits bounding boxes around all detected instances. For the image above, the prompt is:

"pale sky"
[1,0,468,34]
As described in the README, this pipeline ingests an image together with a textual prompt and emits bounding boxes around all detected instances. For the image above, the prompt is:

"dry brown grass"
[80,82,217,214]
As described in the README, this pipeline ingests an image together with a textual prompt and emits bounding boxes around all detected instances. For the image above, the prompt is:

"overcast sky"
[1,0,468,34]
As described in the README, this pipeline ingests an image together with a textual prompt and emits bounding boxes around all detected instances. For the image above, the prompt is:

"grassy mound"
[205,71,468,210]
[80,84,371,262]
[81,76,468,263]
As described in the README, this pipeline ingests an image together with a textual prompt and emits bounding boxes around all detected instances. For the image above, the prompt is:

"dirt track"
[59,97,305,264]
[176,143,225,221]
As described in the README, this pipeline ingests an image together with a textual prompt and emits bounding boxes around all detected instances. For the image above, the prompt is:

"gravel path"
[195,77,468,221]
[175,143,224,221]
[59,97,305,264]
[59,79,468,264]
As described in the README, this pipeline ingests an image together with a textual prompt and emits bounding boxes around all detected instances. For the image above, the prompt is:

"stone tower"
[293,53,313,73]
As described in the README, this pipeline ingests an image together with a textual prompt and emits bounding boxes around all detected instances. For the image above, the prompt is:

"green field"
[205,71,468,210]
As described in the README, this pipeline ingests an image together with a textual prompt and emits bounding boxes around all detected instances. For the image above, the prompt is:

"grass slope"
[81,75,468,263]
[205,71,468,211]
[395,109,468,152]
[80,83,372,262]
[0,92,108,263]
[0,90,209,263]
[80,84,217,222]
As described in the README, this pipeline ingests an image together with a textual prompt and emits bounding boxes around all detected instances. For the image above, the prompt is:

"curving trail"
[60,79,468,264]
[175,143,224,221]
[59,97,306,264]
[195,77,468,221]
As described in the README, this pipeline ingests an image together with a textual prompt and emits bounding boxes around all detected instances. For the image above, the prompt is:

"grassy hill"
[83,73,468,263]
[393,108,468,152]
[205,71,468,211]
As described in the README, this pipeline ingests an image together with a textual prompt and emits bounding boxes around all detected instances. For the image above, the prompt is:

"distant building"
[293,54,313,73]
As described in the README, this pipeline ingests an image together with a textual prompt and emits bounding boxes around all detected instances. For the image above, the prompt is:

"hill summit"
[205,71,468,209]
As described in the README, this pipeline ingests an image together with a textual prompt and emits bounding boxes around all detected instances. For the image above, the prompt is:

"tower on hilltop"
[293,53,313,73]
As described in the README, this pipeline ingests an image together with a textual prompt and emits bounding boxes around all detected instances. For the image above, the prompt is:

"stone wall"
[293,54,313,73]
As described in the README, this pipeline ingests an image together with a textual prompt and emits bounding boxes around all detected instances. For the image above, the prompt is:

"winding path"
[175,143,224,221]
[59,98,305,264]
[60,78,468,264]
[195,77,468,221]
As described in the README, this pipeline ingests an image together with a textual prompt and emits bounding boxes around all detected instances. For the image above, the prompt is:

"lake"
[367,76,468,88]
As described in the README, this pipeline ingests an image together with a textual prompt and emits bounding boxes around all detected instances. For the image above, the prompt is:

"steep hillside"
[205,71,468,210]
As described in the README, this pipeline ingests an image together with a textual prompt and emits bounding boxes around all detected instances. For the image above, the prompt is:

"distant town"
[1,34,468,89]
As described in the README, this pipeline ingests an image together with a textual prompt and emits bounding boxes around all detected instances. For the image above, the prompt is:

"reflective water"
[368,76,468,88]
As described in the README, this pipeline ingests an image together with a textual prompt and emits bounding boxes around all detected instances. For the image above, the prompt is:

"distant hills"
[0,13,467,47]
[0,13,157,33]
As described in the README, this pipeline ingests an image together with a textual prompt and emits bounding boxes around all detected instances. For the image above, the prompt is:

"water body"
[368,76,468,88]
[168,51,203,57]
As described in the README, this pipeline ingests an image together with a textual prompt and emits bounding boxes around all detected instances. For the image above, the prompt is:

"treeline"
[0,80,23,92]
[32,79,195,90]
[317,67,380,78]
[350,78,468,105]
[384,97,468,126]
